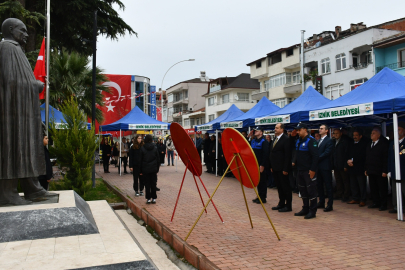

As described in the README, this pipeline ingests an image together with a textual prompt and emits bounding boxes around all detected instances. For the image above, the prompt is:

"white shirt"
[318,135,327,146]
[400,137,405,144]
[371,139,379,147]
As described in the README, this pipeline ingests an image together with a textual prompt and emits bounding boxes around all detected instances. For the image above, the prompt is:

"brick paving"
[100,162,405,270]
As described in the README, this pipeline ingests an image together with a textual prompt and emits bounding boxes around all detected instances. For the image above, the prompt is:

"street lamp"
[159,59,195,124]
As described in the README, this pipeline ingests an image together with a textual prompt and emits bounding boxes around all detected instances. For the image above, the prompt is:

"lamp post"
[159,59,195,126]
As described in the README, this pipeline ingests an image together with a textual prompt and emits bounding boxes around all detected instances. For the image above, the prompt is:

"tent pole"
[98,133,100,172]
[216,129,218,177]
[118,129,122,176]
[393,113,403,221]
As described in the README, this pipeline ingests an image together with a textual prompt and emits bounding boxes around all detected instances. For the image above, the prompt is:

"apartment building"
[247,44,302,108]
[204,73,259,122]
[373,32,405,76]
[304,19,405,100]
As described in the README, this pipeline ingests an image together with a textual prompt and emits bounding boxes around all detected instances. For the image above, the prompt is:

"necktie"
[371,142,375,148]
[319,138,324,146]
[273,137,278,147]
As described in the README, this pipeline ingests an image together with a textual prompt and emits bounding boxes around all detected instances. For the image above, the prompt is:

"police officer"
[294,123,319,219]
[249,127,270,204]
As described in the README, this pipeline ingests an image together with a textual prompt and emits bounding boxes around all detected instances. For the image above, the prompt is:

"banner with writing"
[197,125,213,131]
[309,103,374,121]
[128,124,168,130]
[220,121,243,129]
[255,114,291,125]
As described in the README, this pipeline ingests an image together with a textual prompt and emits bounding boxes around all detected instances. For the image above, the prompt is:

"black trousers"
[38,178,49,191]
[119,156,128,173]
[298,170,318,214]
[273,170,292,208]
[197,147,202,162]
[317,169,333,206]
[159,153,165,164]
[144,173,157,200]
[103,157,109,172]
[289,167,297,190]
[334,170,350,199]
[257,170,267,201]
[369,174,388,207]
[133,168,144,192]
[350,173,367,203]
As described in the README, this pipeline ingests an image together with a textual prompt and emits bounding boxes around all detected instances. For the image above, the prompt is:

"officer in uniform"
[294,123,319,219]
[249,127,270,204]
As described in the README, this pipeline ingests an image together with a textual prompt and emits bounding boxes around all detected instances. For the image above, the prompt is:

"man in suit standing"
[332,128,350,202]
[317,124,334,212]
[270,123,292,212]
[347,128,369,207]
[388,122,405,213]
[365,128,389,211]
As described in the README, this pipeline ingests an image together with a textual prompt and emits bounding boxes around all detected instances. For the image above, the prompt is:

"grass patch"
[50,178,123,203]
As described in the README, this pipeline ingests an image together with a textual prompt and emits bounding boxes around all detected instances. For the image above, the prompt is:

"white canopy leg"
[216,129,218,177]
[120,129,122,176]
[393,113,403,221]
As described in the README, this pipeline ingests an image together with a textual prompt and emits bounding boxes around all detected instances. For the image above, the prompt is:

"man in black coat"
[332,128,350,201]
[203,133,211,172]
[365,128,389,211]
[208,135,217,174]
[289,130,299,193]
[270,124,292,212]
[347,128,369,207]
[317,124,334,212]
[196,134,203,161]
[140,135,160,204]
[388,122,405,213]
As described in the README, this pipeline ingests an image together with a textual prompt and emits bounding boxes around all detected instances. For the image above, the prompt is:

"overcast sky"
[97,0,405,90]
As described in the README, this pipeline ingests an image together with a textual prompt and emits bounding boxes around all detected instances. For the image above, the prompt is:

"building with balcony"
[374,32,405,76]
[204,73,259,122]
[304,19,405,100]
[247,44,302,108]
[165,73,209,124]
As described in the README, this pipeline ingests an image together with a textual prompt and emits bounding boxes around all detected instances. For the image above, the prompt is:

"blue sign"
[150,85,156,119]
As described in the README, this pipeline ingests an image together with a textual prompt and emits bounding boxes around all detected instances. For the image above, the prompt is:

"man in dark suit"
[388,122,405,213]
[203,133,211,172]
[270,123,292,212]
[332,128,350,201]
[316,124,334,212]
[347,128,369,207]
[365,128,389,211]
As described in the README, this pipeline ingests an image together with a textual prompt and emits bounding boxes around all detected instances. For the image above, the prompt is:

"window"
[222,94,229,104]
[201,117,205,125]
[184,119,190,126]
[168,107,173,116]
[286,71,300,84]
[237,93,249,102]
[196,118,200,125]
[271,98,293,108]
[264,80,271,91]
[350,78,368,91]
[168,94,173,103]
[352,53,358,68]
[184,90,188,99]
[190,118,195,126]
[336,53,347,71]
[321,58,331,74]
[268,53,282,65]
[208,114,215,121]
[286,48,294,57]
[400,49,405,68]
[326,84,344,100]
[256,61,262,68]
[208,97,215,106]
[267,73,287,89]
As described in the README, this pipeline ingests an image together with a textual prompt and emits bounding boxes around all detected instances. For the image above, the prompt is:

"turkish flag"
[95,74,132,136]
[157,107,162,121]
[34,38,46,99]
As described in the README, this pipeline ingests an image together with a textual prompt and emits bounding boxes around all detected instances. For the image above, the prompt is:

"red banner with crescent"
[96,74,132,136]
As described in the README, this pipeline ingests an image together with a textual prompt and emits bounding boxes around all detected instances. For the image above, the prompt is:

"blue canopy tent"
[255,86,331,128]
[220,97,280,129]
[40,104,91,129]
[100,106,169,176]
[195,104,244,132]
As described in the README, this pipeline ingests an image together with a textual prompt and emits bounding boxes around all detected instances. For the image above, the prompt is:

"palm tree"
[46,49,110,123]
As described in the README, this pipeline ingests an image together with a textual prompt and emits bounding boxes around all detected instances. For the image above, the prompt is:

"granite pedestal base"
[0,191,98,243]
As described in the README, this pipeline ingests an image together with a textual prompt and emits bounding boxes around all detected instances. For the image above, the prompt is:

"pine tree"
[49,97,99,196]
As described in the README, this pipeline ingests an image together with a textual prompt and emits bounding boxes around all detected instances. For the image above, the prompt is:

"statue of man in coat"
[0,18,55,205]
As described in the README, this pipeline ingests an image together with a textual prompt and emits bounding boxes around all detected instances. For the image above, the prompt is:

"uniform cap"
[295,123,308,130]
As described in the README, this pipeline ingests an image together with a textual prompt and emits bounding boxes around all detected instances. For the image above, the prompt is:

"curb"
[103,179,220,270]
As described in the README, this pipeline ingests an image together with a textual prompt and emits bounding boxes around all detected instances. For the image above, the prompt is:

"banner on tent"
[255,114,291,125]
[220,121,243,129]
[150,86,157,119]
[309,102,374,121]
[128,124,168,130]
[197,124,213,131]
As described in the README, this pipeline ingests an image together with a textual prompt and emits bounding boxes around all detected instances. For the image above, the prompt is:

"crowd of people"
[200,122,405,219]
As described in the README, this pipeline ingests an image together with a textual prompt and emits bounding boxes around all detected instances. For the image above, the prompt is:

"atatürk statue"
[0,18,55,205]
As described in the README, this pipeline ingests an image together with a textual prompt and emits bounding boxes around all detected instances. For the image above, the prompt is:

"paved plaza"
[101,162,405,270]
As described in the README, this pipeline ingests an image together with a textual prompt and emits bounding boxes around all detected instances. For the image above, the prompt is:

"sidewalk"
[101,162,405,270]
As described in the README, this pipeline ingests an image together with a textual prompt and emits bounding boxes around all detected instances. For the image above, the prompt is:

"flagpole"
[45,0,50,138]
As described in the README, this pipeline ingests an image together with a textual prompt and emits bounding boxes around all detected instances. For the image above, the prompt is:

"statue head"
[2,18,28,46]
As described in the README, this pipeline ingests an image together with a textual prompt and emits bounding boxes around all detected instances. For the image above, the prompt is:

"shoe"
[272,205,283,210]
[156,187,160,191]
[135,192,140,197]
[252,198,259,203]
[379,206,387,211]
[140,191,144,196]
[152,199,156,204]
[359,202,366,207]
[368,204,380,209]
[146,199,151,204]
[324,206,333,212]
[168,164,170,166]
[205,170,212,173]
[317,202,325,209]
[278,207,292,213]
[304,212,316,219]
[348,200,360,204]
[389,209,397,213]
[172,164,175,166]
[254,199,266,204]
[107,171,110,173]
[294,209,309,216]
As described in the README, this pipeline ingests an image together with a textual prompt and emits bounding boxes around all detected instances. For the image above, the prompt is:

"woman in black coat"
[38,135,53,190]
[208,135,216,174]
[112,141,119,167]
[140,134,160,204]
[156,139,166,165]
[101,138,112,173]
[129,134,144,196]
